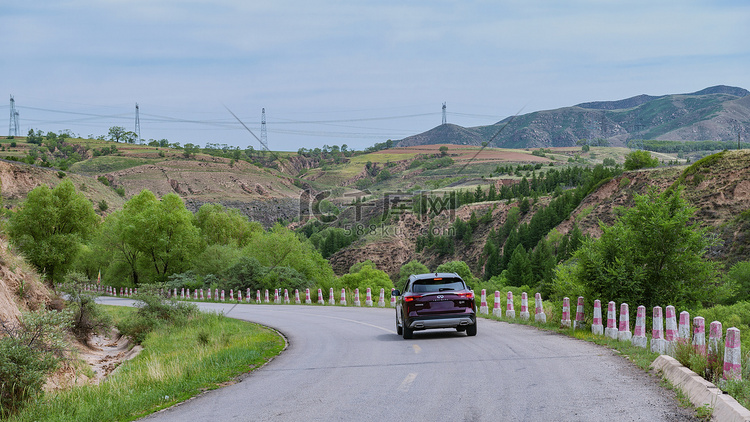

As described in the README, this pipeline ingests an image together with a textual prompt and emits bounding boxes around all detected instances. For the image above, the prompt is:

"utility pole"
[135,103,141,143]
[261,108,267,147]
[9,95,19,137]
[442,103,447,125]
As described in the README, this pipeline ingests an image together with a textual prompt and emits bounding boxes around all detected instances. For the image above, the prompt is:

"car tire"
[466,323,477,336]
[396,319,403,335]
[402,315,414,339]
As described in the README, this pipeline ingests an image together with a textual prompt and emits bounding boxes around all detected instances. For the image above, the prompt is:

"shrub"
[624,150,659,170]
[114,187,125,197]
[97,176,110,186]
[98,200,108,212]
[63,272,113,344]
[117,293,197,344]
[0,309,71,416]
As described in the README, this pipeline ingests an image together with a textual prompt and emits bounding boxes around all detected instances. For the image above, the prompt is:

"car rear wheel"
[466,323,477,336]
[396,319,403,335]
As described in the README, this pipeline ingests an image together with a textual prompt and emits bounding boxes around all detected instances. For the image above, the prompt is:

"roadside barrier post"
[214,289,219,301]
[574,297,585,330]
[317,288,324,305]
[230,289,234,301]
[195,290,199,300]
[618,303,632,341]
[693,316,706,355]
[534,293,546,323]
[221,290,225,301]
[678,311,691,343]
[592,300,603,335]
[305,288,312,304]
[709,321,723,363]
[181,288,185,299]
[284,289,290,304]
[506,291,515,319]
[237,291,241,302]
[390,289,397,307]
[561,297,571,328]
[665,306,677,355]
[651,306,665,354]
[207,289,212,300]
[329,288,335,305]
[295,289,301,304]
[480,289,489,315]
[256,290,261,303]
[520,292,530,320]
[378,288,386,307]
[246,288,251,302]
[724,327,742,380]
[354,288,361,306]
[632,305,647,348]
[605,301,618,340]
[340,288,347,305]
[275,289,280,304]
[366,288,373,306]
[200,289,204,300]
[265,289,270,303]
[493,291,502,317]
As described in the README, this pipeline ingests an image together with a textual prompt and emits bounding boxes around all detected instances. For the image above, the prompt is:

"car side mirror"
[392,290,401,297]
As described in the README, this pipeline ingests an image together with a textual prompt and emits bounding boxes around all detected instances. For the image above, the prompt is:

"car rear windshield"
[411,278,466,293]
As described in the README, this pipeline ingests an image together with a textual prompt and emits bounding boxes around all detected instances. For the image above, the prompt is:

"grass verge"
[8,305,285,422]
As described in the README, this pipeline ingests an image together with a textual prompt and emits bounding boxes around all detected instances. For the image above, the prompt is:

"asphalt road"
[99,298,697,421]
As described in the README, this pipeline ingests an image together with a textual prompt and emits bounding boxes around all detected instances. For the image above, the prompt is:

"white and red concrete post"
[390,289,397,307]
[693,316,706,355]
[651,306,665,354]
[354,288,361,306]
[724,327,742,380]
[305,288,312,304]
[709,321,723,364]
[506,291,515,319]
[365,288,373,307]
[317,288,324,305]
[618,303,631,341]
[378,288,386,307]
[284,289,290,304]
[479,289,489,315]
[574,297,585,330]
[274,289,280,304]
[329,288,335,305]
[295,289,301,304]
[665,305,677,355]
[561,297,572,328]
[229,289,234,301]
[520,292,530,320]
[534,293,546,323]
[678,311,691,344]
[493,291,502,317]
[632,305,647,348]
[221,290,225,301]
[605,301,618,340]
[592,300,603,335]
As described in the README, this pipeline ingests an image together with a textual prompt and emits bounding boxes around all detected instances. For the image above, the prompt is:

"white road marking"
[398,373,418,392]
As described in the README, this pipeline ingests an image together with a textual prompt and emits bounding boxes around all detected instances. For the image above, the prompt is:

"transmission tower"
[442,102,447,125]
[135,103,141,142]
[9,95,19,137]
[261,108,267,147]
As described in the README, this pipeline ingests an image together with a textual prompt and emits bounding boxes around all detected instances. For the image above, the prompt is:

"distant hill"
[397,85,750,148]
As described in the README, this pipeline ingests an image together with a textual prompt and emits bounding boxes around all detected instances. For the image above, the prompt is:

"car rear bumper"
[407,315,476,330]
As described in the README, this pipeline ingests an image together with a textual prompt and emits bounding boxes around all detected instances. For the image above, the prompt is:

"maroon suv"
[394,272,477,339]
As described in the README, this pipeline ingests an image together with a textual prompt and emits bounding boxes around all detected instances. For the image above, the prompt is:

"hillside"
[397,85,750,149]
[328,150,750,279]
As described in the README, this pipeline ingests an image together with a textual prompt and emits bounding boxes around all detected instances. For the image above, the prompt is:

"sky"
[1,0,749,151]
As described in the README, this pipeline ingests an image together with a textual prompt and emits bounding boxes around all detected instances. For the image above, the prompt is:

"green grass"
[9,306,285,422]
[69,156,161,175]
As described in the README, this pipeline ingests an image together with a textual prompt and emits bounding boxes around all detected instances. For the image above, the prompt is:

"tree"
[183,143,200,158]
[194,203,262,247]
[397,260,430,292]
[561,187,718,310]
[439,146,449,156]
[624,150,659,170]
[506,244,533,287]
[8,180,99,283]
[107,126,128,143]
[339,261,394,293]
[725,261,750,303]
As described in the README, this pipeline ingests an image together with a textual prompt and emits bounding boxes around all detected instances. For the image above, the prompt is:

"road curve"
[99,298,696,421]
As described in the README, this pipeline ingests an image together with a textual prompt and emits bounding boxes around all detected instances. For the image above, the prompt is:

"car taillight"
[457,292,474,299]
[404,295,422,302]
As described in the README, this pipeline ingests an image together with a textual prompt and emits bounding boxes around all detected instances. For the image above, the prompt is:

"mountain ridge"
[398,85,750,149]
